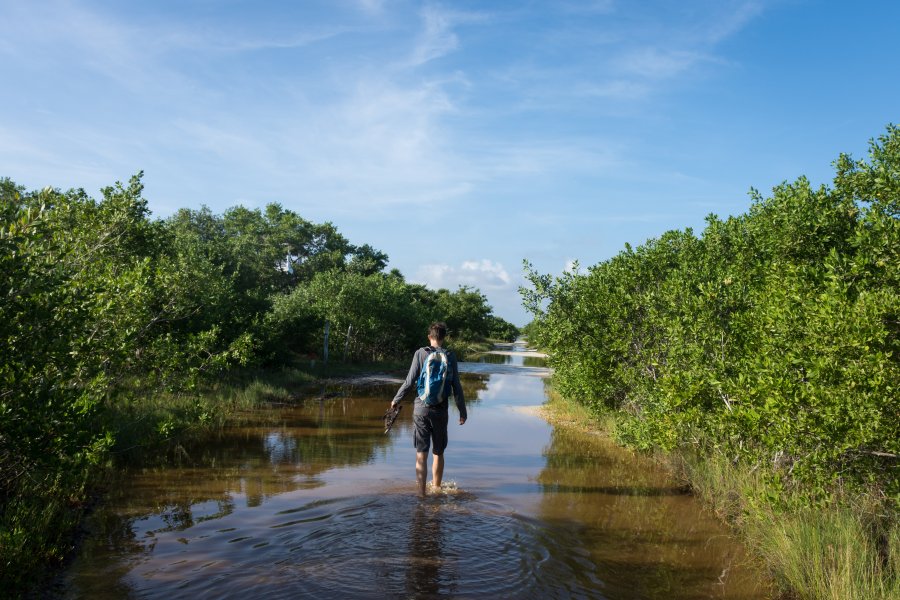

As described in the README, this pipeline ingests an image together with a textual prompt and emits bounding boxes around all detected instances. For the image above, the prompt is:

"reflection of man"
[406,502,443,596]
[390,322,467,496]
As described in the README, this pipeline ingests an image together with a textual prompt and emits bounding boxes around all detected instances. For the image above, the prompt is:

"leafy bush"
[522,125,900,500]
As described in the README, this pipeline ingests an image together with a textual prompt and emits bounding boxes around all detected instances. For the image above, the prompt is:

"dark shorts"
[413,410,449,455]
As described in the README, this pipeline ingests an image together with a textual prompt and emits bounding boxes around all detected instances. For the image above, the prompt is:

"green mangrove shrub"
[523,125,900,501]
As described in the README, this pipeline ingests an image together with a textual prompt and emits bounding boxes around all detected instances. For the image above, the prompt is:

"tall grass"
[749,507,899,600]
[673,451,898,600]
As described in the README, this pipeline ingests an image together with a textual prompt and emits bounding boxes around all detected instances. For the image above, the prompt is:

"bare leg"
[432,453,444,490]
[416,452,428,496]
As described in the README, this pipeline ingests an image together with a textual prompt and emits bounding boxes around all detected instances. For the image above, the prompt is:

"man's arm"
[451,354,467,424]
[391,350,422,406]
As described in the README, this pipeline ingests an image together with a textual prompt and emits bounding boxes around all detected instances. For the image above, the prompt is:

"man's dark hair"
[428,322,448,342]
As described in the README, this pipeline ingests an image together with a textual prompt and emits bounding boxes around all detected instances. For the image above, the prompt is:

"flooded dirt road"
[61,343,769,598]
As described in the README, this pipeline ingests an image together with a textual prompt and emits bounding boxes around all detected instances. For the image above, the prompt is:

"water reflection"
[263,431,298,464]
[61,362,770,599]
[405,501,446,598]
[472,352,511,365]
[470,351,548,369]
[535,427,764,599]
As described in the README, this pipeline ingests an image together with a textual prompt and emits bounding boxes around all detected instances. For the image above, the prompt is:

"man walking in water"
[390,322,467,496]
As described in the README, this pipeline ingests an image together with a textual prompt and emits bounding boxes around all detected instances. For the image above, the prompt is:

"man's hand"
[459,417,466,425]
[384,402,402,434]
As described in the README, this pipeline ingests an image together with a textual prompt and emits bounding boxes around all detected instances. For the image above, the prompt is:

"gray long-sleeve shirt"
[391,346,467,419]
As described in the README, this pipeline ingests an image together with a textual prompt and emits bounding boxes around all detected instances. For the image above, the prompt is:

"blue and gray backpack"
[416,347,450,406]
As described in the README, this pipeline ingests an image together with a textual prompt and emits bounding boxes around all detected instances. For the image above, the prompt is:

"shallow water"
[61,345,769,599]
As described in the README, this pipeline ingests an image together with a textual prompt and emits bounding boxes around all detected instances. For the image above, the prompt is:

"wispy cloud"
[575,79,650,101]
[409,5,461,66]
[406,4,489,68]
[494,0,766,110]
[0,0,768,218]
[275,75,472,210]
[615,47,714,80]
[705,1,765,44]
[203,28,356,53]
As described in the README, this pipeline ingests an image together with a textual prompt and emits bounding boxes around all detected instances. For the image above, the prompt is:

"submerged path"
[60,342,769,599]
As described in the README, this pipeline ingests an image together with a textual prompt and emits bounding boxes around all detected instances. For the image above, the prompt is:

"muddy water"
[62,346,769,599]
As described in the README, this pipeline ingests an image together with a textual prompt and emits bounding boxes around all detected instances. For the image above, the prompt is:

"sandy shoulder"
[508,405,546,417]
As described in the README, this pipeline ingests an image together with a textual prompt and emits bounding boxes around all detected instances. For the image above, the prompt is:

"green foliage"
[432,285,492,340]
[0,174,241,591]
[265,269,430,361]
[522,125,900,501]
[346,243,390,276]
[486,314,520,342]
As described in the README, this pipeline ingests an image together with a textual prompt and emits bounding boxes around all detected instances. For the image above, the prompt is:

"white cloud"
[415,259,513,291]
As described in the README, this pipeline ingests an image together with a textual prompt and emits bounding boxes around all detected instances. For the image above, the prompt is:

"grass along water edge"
[541,386,900,600]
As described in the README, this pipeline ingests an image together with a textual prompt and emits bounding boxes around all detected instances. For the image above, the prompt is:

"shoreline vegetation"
[524,126,900,600]
[540,386,899,600]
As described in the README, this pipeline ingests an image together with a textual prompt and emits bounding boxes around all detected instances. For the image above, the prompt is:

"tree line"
[0,173,517,590]
[522,125,899,502]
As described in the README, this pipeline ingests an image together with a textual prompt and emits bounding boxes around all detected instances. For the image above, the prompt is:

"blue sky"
[2,0,898,326]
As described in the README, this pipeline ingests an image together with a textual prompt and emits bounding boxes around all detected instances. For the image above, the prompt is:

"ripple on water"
[268,493,596,599]
[79,491,599,599]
